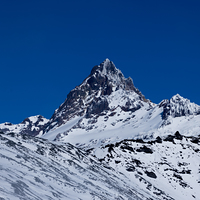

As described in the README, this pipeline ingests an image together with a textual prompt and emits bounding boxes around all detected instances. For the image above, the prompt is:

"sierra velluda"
[0,59,200,200]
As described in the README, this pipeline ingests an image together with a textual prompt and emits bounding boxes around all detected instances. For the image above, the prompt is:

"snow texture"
[1,59,200,200]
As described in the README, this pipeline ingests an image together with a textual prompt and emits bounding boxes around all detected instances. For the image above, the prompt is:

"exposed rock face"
[20,115,48,136]
[44,58,149,133]
[85,97,109,118]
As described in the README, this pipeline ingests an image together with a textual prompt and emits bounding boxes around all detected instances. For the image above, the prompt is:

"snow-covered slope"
[42,94,200,151]
[1,131,199,200]
[0,132,167,200]
[91,132,200,200]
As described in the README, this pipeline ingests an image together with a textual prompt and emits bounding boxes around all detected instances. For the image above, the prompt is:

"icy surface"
[42,116,82,141]
[0,133,158,200]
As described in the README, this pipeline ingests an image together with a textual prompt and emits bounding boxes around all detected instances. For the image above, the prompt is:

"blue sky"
[0,0,200,124]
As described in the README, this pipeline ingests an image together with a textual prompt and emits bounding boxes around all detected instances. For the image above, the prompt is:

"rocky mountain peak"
[162,94,200,120]
[89,58,135,92]
[170,94,186,103]
[90,58,122,78]
[44,59,148,132]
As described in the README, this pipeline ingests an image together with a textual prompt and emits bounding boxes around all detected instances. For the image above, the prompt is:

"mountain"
[42,59,154,144]
[0,59,200,200]
[2,59,200,144]
[41,59,200,150]
[162,93,200,119]
[0,115,48,136]
[43,58,150,132]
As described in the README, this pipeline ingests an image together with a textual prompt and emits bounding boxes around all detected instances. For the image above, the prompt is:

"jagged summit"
[171,93,183,102]
[90,59,126,83]
[87,58,137,92]
[162,94,200,120]
[44,59,148,132]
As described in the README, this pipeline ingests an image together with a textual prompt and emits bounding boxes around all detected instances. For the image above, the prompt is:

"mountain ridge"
[1,59,200,143]
[0,59,200,200]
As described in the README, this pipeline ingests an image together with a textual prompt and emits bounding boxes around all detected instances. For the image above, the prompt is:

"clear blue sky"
[0,0,200,124]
